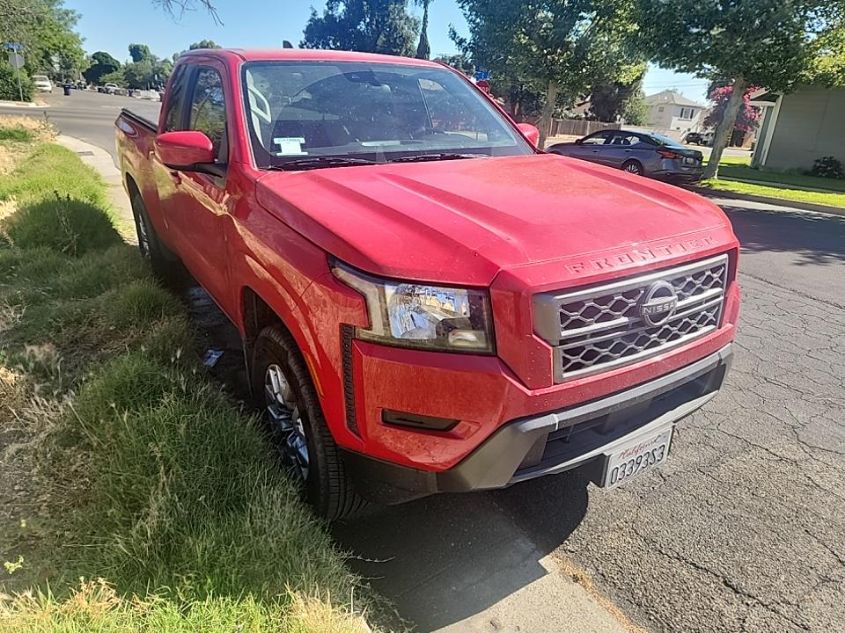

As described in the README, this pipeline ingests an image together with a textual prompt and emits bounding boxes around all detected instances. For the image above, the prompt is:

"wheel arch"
[239,284,325,402]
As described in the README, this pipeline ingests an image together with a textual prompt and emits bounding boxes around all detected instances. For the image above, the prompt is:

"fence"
[549,119,621,138]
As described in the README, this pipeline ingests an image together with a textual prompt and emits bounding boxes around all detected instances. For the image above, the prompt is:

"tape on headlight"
[332,264,494,353]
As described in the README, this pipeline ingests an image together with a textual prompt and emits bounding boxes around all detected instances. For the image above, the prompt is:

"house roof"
[645,90,705,109]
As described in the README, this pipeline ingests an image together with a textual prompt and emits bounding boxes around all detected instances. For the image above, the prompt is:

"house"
[750,86,845,171]
[644,90,707,140]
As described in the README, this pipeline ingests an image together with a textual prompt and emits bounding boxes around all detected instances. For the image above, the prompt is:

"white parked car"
[32,75,53,93]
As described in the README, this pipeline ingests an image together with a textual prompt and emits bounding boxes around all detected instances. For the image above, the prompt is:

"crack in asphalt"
[559,268,845,632]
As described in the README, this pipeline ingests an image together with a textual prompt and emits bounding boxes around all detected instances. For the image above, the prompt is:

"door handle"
[169,170,182,185]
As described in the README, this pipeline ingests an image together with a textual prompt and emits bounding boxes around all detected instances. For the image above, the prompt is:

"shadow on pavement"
[332,470,591,631]
[724,205,845,266]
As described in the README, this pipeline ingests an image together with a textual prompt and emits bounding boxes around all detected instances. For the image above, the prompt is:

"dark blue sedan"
[548,130,704,182]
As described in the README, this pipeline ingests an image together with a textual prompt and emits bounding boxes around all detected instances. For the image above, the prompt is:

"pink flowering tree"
[704,84,762,134]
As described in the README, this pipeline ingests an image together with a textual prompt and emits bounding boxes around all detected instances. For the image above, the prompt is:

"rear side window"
[163,66,189,132]
[582,131,612,145]
[611,133,642,146]
[188,67,227,162]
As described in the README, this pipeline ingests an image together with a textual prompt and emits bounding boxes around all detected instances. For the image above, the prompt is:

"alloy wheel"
[136,208,151,258]
[264,363,310,482]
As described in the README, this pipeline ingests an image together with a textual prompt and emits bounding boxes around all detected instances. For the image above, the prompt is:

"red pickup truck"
[116,49,739,519]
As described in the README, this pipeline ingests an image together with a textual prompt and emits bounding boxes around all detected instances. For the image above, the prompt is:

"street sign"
[6,51,26,102]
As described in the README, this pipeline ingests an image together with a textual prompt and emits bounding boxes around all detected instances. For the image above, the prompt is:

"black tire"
[129,187,178,281]
[251,326,366,520]
[622,160,645,176]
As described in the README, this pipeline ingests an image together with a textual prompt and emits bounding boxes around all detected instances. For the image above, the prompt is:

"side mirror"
[516,123,541,148]
[574,138,584,145]
[155,131,216,172]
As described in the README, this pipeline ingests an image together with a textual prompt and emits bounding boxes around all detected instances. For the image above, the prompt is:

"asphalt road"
[0,90,161,164]
[4,93,842,632]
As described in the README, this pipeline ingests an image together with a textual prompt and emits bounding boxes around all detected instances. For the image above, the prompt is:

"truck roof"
[180,48,443,68]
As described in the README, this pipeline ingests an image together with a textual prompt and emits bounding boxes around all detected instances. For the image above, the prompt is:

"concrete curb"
[0,100,49,109]
[684,184,844,216]
[56,135,135,241]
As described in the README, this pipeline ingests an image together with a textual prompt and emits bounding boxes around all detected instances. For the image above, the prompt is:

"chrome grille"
[534,255,728,382]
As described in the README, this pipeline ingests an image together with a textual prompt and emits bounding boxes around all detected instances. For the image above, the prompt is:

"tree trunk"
[538,79,559,150]
[703,76,747,180]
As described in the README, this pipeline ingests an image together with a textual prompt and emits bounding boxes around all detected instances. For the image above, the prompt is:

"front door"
[572,130,613,164]
[166,63,233,309]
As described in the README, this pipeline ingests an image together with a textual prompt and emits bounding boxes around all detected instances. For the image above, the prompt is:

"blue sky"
[65,0,709,103]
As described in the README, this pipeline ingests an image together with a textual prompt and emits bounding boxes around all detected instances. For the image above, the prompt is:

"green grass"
[0,126,34,142]
[700,153,845,209]
[0,125,376,632]
[0,143,108,207]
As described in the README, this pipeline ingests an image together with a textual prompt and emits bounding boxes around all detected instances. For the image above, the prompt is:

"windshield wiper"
[266,156,377,171]
[388,153,484,164]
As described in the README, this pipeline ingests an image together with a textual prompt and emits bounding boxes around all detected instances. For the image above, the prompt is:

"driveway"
[7,93,842,631]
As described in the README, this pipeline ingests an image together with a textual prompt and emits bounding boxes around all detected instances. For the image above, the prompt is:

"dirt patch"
[0,115,55,142]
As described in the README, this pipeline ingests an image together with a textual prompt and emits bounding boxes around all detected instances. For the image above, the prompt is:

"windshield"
[33,75,50,82]
[242,61,532,169]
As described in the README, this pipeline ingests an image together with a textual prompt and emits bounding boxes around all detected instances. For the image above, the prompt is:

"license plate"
[602,427,673,489]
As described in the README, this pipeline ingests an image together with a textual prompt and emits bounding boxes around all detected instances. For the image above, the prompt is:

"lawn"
[700,153,845,209]
[0,119,376,632]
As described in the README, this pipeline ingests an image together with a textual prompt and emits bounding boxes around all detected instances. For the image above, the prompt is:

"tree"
[83,51,121,85]
[803,25,845,86]
[129,43,153,63]
[636,0,845,179]
[454,0,639,147]
[0,62,33,101]
[704,83,762,136]
[188,39,221,49]
[415,0,431,59]
[153,0,221,24]
[433,53,473,74]
[123,43,172,89]
[588,61,646,122]
[301,0,420,57]
[621,89,647,125]
[0,0,86,82]
[100,68,126,87]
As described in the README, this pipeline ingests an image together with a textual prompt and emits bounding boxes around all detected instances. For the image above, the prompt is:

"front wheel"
[622,160,645,176]
[251,326,365,520]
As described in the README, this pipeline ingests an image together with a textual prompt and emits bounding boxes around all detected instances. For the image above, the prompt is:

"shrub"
[0,63,34,102]
[810,156,844,180]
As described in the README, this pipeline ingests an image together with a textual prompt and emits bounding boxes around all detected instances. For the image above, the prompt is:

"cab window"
[188,67,228,163]
[163,66,188,132]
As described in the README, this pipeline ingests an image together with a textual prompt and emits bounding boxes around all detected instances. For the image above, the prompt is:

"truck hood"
[255,154,734,286]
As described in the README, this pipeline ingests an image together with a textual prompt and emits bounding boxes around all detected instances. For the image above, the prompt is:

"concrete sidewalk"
[334,489,644,633]
[56,134,135,240]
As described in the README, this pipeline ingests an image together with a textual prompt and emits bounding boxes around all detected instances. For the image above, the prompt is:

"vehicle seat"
[245,72,272,146]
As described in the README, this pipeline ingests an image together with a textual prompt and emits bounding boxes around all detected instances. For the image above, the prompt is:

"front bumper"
[343,343,732,504]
